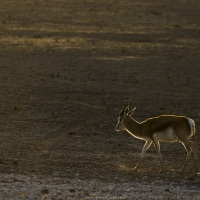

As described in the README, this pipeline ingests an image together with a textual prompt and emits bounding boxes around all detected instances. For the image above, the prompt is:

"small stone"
[69,189,76,193]
[41,188,49,194]
[164,188,170,192]
[68,132,75,136]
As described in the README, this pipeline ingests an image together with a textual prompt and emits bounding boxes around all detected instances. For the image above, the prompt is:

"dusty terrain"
[0,0,200,199]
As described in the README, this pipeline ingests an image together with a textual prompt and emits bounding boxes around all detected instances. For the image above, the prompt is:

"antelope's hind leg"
[180,139,197,173]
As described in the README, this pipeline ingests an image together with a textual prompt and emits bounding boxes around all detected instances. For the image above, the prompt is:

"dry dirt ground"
[0,0,200,198]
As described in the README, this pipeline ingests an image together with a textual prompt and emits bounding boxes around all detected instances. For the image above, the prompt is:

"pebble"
[41,188,49,194]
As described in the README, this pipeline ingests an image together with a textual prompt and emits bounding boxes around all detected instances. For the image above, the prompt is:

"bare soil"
[0,0,200,195]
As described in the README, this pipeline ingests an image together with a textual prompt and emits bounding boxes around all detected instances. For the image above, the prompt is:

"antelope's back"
[142,115,191,136]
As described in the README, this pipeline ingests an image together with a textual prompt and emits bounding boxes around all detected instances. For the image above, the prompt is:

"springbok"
[115,100,198,173]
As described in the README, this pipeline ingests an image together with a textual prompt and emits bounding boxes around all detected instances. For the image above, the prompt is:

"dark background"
[0,0,200,182]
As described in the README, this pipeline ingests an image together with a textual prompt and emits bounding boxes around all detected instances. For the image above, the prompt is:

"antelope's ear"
[128,107,136,116]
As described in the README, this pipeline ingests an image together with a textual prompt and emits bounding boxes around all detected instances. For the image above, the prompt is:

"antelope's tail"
[188,118,198,172]
[188,118,196,141]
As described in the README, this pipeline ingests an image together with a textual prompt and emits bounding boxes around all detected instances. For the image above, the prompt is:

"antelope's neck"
[124,116,142,137]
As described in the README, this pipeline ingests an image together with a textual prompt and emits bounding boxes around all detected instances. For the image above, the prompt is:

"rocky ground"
[1,174,200,199]
[0,0,200,199]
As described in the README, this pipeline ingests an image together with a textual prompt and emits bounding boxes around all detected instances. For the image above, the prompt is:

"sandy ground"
[0,0,200,199]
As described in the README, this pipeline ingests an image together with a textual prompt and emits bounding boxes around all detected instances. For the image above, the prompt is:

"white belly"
[153,127,177,142]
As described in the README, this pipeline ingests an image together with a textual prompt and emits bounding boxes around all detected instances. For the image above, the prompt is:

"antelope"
[115,100,198,173]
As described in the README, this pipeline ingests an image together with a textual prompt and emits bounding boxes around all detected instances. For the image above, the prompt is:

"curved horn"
[128,100,131,110]
[120,100,128,115]
[124,99,132,114]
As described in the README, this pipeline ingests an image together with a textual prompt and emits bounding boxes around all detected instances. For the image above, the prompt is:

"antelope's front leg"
[134,140,152,171]
[152,136,164,173]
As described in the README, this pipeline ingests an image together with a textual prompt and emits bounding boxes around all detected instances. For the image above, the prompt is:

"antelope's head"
[115,100,136,131]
